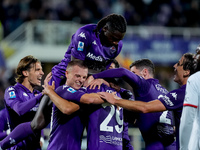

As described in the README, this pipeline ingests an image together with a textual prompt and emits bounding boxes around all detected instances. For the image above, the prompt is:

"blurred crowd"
[0,0,200,37]
[0,0,192,110]
[0,48,15,109]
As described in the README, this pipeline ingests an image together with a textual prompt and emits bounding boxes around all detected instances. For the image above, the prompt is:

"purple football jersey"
[133,78,175,149]
[47,85,87,150]
[0,108,9,140]
[119,88,134,150]
[93,68,176,150]
[159,84,186,149]
[4,83,42,150]
[51,24,123,88]
[86,84,124,150]
[0,108,8,132]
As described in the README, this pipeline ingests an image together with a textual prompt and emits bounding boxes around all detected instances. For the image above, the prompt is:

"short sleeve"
[159,89,184,110]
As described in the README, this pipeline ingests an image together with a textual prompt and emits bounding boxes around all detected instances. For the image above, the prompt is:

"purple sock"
[0,122,34,149]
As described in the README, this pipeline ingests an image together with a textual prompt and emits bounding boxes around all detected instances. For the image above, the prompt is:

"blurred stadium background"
[0,0,200,149]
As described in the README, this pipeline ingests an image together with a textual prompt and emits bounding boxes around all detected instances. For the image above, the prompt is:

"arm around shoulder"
[80,93,104,104]
[43,85,80,115]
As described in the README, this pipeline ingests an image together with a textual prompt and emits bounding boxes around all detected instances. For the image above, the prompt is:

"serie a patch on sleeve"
[77,41,84,51]
[67,87,77,93]
[9,91,16,98]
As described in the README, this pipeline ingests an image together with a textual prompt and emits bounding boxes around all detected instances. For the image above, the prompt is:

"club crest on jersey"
[9,91,16,98]
[77,41,84,51]
[67,87,76,93]
[110,46,116,50]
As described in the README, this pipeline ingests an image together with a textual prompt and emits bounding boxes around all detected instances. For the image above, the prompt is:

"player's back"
[86,84,124,150]
[134,78,175,149]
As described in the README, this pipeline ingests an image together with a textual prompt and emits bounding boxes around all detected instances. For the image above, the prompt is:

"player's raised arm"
[43,81,79,115]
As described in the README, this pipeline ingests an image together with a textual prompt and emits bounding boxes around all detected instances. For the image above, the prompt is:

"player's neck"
[21,81,34,93]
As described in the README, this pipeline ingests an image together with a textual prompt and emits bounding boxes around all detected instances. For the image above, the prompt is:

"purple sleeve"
[4,88,43,116]
[0,109,8,140]
[55,86,85,102]
[0,132,7,140]
[123,121,134,150]
[93,68,143,88]
[70,27,91,60]
[159,89,184,110]
[0,109,8,131]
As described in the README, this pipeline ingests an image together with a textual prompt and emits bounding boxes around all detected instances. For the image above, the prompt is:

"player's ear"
[102,23,109,32]
[22,70,29,77]
[142,68,148,78]
[184,70,190,77]
[65,70,69,78]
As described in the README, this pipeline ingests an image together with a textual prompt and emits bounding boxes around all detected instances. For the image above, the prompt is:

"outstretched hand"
[98,92,121,105]
[42,81,55,95]
[84,75,94,87]
[87,79,110,89]
[44,72,52,86]
[84,75,110,89]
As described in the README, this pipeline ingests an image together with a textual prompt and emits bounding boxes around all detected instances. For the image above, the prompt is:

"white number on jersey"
[100,104,123,133]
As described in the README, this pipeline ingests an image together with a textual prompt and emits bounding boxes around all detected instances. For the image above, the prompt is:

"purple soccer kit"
[47,85,87,150]
[159,85,186,150]
[0,108,9,140]
[86,84,125,150]
[48,84,132,150]
[3,83,43,150]
[119,88,134,150]
[0,25,124,150]
[50,24,123,87]
[92,68,176,150]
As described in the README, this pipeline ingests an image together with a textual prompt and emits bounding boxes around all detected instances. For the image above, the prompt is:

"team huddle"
[0,13,199,150]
